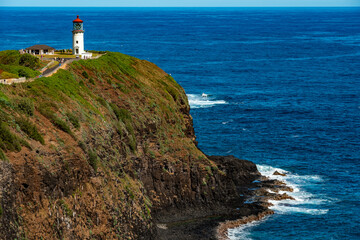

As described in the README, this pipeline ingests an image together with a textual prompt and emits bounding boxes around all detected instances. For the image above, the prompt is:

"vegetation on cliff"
[0,50,40,79]
[0,51,253,239]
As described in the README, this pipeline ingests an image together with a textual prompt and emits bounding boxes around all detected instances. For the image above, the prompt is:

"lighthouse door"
[76,48,79,54]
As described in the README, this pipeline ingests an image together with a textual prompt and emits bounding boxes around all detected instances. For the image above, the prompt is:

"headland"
[0,50,292,239]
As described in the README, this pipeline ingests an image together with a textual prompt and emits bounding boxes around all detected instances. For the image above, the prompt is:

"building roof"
[73,15,83,23]
[25,45,55,50]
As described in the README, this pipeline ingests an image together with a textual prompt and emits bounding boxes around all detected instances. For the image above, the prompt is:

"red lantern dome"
[73,15,83,23]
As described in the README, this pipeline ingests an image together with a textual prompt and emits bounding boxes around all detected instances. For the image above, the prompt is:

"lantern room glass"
[73,22,83,31]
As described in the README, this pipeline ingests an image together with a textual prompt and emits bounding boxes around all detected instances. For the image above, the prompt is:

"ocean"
[1,7,360,239]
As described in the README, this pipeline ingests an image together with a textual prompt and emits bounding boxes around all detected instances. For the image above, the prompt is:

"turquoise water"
[1,7,360,239]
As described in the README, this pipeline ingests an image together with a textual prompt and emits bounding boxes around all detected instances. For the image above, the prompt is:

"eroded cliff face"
[0,52,262,239]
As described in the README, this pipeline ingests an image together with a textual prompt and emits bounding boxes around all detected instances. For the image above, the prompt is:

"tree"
[19,54,40,70]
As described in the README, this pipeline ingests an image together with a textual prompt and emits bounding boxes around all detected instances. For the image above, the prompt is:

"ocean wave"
[227,217,268,240]
[268,203,329,215]
[257,164,328,215]
[187,94,227,109]
[228,164,329,239]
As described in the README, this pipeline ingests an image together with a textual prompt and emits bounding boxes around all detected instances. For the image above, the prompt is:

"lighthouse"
[72,15,92,59]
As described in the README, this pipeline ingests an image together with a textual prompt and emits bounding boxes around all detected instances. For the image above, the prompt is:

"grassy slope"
[0,51,221,239]
[0,50,40,79]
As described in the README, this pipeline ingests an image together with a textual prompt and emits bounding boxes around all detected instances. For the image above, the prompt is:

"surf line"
[216,167,295,240]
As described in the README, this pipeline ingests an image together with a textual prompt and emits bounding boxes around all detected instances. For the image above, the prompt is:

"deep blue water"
[1,7,360,239]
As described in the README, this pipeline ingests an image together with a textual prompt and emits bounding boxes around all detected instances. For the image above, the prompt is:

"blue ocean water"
[1,7,360,239]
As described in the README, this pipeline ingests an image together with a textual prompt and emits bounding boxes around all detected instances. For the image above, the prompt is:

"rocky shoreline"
[155,156,294,240]
[216,175,294,240]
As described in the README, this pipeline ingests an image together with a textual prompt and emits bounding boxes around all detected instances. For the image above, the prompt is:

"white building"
[25,45,55,55]
[72,15,92,59]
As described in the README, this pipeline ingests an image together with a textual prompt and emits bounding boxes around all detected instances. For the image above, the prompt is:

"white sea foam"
[268,203,329,215]
[227,217,267,240]
[187,94,227,109]
[228,164,329,239]
[257,164,328,215]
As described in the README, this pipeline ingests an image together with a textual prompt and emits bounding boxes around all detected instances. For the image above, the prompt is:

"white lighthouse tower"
[72,15,92,59]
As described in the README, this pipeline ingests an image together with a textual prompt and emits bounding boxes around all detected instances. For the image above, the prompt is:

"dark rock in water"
[154,155,266,240]
[273,171,286,176]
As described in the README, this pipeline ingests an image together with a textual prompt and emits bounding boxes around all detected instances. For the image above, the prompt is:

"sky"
[1,0,359,7]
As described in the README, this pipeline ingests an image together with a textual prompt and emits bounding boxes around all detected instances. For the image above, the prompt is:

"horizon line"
[1,6,360,7]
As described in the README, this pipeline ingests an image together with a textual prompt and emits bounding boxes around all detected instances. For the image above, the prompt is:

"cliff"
[0,51,268,239]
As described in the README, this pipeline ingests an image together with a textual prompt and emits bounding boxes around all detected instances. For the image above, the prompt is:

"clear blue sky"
[1,0,359,7]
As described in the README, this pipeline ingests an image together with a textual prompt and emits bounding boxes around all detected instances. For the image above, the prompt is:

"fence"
[0,77,27,85]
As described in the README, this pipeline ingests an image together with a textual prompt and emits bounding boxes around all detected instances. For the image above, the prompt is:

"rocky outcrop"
[273,170,286,176]
[0,161,19,239]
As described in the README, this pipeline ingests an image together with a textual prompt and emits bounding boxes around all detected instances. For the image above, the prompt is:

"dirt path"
[42,58,79,77]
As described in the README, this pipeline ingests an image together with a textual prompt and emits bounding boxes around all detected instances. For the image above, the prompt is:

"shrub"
[128,135,136,152]
[0,71,18,79]
[205,166,213,176]
[0,122,22,152]
[0,50,20,65]
[82,70,89,79]
[15,117,44,144]
[88,150,98,172]
[15,98,34,116]
[78,141,87,152]
[53,117,72,135]
[0,109,9,122]
[115,82,130,93]
[38,105,73,136]
[19,54,40,70]
[0,149,7,161]
[66,112,80,129]
[18,69,29,78]
[89,78,95,85]
[109,103,131,121]
[0,64,39,79]
[114,121,123,135]
[97,97,107,107]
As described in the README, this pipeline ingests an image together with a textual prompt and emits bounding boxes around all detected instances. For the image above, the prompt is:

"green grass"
[88,150,98,172]
[15,117,45,144]
[44,54,77,59]
[109,103,132,122]
[26,70,99,115]
[0,148,7,161]
[66,112,80,129]
[0,122,22,152]
[71,52,138,80]
[14,98,34,116]
[0,50,41,78]
[38,105,73,136]
[0,64,40,79]
[97,97,107,107]
[82,70,89,79]
[0,71,18,79]
[47,61,59,69]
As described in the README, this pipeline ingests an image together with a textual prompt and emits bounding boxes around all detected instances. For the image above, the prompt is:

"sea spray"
[257,165,329,215]
[187,94,227,109]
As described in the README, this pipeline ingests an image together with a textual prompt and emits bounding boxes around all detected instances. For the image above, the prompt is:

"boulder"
[273,171,286,176]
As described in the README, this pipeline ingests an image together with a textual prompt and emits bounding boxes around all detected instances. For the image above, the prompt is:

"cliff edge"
[0,51,270,239]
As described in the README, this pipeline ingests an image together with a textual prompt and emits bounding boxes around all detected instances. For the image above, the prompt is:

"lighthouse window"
[76,41,78,44]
